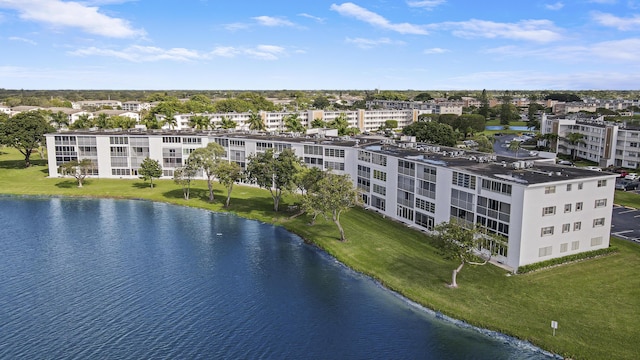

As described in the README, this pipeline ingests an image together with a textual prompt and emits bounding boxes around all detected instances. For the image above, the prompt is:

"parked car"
[557,160,574,166]
[626,173,638,180]
[615,179,639,191]
[585,166,602,171]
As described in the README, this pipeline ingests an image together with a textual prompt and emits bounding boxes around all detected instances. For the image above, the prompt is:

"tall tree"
[284,113,305,133]
[302,172,360,241]
[216,161,243,207]
[500,91,515,125]
[95,113,111,129]
[173,162,198,200]
[562,132,585,160]
[479,89,490,119]
[138,157,162,188]
[432,222,496,288]
[402,121,457,147]
[0,110,55,167]
[247,111,266,131]
[246,148,302,211]
[58,159,94,187]
[189,142,226,202]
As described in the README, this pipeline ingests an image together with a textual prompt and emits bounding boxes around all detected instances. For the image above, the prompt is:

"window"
[372,196,385,211]
[597,179,607,187]
[325,161,345,171]
[564,204,572,213]
[325,148,345,158]
[417,180,436,199]
[562,223,571,233]
[110,136,129,144]
[397,205,414,221]
[544,186,556,194]
[357,177,370,192]
[481,179,512,195]
[593,218,605,227]
[578,182,584,190]
[303,145,323,155]
[574,222,582,231]
[452,171,476,189]
[591,237,603,246]
[357,165,371,178]
[373,169,387,182]
[397,175,415,192]
[398,160,415,176]
[372,184,386,196]
[541,226,554,236]
[358,150,371,162]
[397,190,414,207]
[417,164,437,182]
[560,243,568,253]
[576,202,583,211]
[415,198,435,213]
[538,246,552,257]
[566,184,572,191]
[542,206,556,216]
[162,136,180,143]
[594,199,607,208]
[182,137,201,144]
[371,154,387,166]
[256,142,273,151]
[571,241,580,250]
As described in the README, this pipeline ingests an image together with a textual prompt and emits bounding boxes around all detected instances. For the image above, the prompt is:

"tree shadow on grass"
[0,159,29,169]
[132,182,152,189]
[55,180,78,189]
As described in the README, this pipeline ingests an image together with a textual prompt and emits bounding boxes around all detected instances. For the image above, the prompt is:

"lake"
[0,197,551,359]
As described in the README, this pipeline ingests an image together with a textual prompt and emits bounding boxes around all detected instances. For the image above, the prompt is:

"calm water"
[0,197,550,359]
[486,126,531,131]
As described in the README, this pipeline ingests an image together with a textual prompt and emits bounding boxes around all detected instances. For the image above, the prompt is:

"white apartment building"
[45,130,616,271]
[542,113,640,169]
[170,109,428,133]
[72,100,123,110]
[121,101,151,112]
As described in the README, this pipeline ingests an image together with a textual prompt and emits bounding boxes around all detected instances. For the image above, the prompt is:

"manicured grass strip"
[1,147,639,359]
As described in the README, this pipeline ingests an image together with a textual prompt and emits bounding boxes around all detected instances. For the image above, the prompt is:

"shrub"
[516,246,618,274]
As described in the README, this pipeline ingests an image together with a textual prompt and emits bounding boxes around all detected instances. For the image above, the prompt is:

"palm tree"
[189,115,211,130]
[70,113,91,129]
[218,115,237,130]
[284,113,305,133]
[508,140,522,158]
[310,117,326,129]
[247,111,266,131]
[562,132,585,161]
[49,111,69,130]
[95,113,110,129]
[328,113,349,135]
[162,111,177,130]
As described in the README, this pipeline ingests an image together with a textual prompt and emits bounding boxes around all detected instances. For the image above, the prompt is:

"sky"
[1,0,640,90]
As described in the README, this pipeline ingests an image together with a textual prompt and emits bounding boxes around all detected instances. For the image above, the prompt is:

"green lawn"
[2,147,640,359]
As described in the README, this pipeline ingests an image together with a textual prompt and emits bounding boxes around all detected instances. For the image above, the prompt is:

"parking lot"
[612,205,640,243]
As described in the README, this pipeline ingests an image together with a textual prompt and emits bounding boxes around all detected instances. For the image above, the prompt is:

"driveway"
[611,205,640,243]
[492,134,534,158]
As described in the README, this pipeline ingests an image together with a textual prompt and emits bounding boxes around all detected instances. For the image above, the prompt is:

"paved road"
[611,204,640,243]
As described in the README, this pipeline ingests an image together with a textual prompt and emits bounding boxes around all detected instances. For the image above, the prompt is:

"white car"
[626,173,638,180]
[585,166,602,172]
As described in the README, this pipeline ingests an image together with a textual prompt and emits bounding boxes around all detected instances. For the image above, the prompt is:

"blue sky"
[1,0,640,90]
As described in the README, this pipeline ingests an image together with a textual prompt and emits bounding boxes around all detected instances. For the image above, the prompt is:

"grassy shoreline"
[2,149,639,359]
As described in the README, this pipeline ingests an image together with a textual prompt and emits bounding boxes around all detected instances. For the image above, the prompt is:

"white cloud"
[592,11,640,30]
[69,44,291,62]
[9,36,37,45]
[298,13,325,23]
[407,0,446,9]
[423,47,449,54]
[345,37,404,49]
[433,19,562,42]
[545,2,564,10]
[588,0,617,4]
[252,16,295,27]
[224,22,250,31]
[330,2,428,35]
[0,0,144,38]
[485,38,640,62]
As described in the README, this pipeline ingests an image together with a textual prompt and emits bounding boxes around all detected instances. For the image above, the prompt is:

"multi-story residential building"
[552,102,597,115]
[121,101,151,112]
[170,109,429,133]
[94,109,140,122]
[542,113,640,169]
[72,100,123,110]
[45,129,616,271]
[365,99,464,115]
